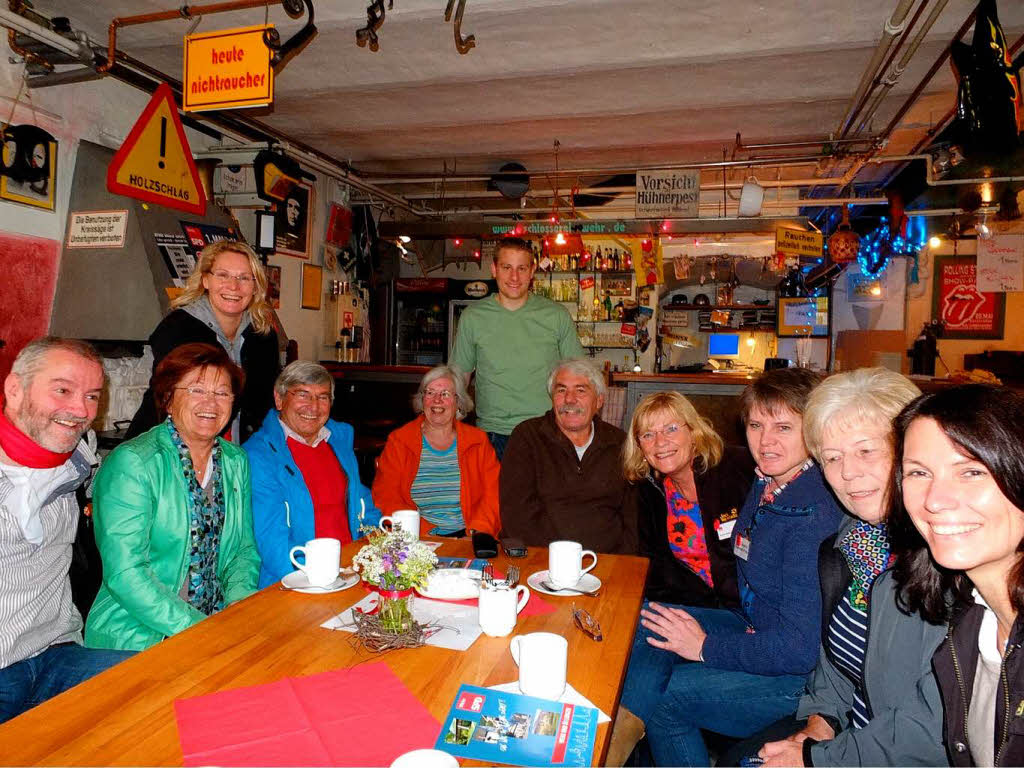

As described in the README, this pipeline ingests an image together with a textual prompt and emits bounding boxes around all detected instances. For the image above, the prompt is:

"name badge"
[734,532,751,561]
[715,508,739,540]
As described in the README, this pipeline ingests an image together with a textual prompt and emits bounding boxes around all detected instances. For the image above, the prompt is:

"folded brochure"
[435,683,597,767]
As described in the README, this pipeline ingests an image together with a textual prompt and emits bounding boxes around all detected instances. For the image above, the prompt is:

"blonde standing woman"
[127,241,280,443]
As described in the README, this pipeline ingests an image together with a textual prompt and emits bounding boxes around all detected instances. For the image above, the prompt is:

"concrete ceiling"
[27,0,1024,216]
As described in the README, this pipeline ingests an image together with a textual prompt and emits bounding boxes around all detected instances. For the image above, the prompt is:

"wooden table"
[0,539,648,766]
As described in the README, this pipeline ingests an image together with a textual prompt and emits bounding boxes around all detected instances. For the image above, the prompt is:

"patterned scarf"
[166,418,226,616]
[663,476,714,587]
[838,521,893,611]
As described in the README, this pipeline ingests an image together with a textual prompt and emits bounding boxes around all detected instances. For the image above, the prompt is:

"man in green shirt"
[451,238,584,459]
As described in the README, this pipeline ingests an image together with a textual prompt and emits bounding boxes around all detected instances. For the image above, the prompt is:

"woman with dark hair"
[892,384,1024,767]
[128,240,280,443]
[86,343,261,651]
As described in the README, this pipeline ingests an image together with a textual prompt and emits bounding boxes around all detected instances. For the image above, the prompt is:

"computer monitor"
[708,332,741,361]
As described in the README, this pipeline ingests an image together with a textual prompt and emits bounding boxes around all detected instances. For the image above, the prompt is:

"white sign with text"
[977,233,1023,292]
[635,169,700,218]
[66,210,129,248]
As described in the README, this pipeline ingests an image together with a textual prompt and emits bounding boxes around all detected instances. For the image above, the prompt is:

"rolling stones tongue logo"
[941,284,987,327]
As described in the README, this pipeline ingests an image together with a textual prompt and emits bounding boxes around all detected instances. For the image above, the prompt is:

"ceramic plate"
[281,569,359,594]
[527,570,602,597]
[416,568,482,600]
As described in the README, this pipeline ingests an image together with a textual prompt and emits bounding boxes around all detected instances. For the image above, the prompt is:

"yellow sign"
[184,24,274,112]
[106,84,206,215]
[633,239,665,286]
[776,226,824,259]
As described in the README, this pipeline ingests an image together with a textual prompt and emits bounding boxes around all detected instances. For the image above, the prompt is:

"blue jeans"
[0,642,134,724]
[487,432,510,461]
[622,603,806,766]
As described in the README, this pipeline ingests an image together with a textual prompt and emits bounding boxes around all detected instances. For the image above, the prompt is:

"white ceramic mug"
[478,583,530,637]
[509,632,567,700]
[390,749,459,768]
[548,540,597,589]
[379,509,420,540]
[288,537,341,587]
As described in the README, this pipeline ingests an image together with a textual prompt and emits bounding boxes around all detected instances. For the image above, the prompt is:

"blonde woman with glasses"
[622,391,755,610]
[127,241,280,443]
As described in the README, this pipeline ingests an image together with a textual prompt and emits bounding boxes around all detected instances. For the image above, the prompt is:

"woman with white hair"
[734,368,947,768]
[128,241,280,443]
[372,365,500,537]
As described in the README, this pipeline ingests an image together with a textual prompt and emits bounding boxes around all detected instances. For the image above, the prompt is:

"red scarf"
[0,406,74,468]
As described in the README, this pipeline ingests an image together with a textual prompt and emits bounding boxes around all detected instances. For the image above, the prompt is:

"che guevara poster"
[931,255,1005,339]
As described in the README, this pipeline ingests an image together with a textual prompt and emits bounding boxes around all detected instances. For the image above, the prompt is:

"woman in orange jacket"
[372,365,501,538]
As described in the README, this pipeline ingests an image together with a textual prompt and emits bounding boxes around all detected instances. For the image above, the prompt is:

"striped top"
[411,436,464,534]
[0,452,90,669]
[827,589,872,728]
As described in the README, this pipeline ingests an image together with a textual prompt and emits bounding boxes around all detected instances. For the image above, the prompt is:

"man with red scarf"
[0,337,132,724]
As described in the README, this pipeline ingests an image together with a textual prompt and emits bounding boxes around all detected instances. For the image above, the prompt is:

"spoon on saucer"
[540,580,600,597]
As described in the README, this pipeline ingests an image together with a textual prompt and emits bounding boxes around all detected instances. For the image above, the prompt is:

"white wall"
[1,44,344,363]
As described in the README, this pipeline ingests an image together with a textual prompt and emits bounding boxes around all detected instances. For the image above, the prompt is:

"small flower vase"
[377,590,414,634]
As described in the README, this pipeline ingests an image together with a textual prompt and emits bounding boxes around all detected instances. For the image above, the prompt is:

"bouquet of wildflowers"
[352,526,438,592]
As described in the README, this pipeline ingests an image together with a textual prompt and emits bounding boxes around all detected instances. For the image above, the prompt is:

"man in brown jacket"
[498,358,638,554]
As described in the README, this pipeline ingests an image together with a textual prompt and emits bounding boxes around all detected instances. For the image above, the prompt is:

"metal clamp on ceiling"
[97,0,303,74]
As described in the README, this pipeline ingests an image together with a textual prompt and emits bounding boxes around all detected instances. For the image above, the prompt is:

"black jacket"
[933,601,1024,766]
[127,309,280,443]
[636,444,754,608]
[499,410,638,555]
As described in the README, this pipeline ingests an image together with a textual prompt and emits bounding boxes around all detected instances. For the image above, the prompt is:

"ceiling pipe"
[869,154,1024,187]
[26,66,105,88]
[734,134,880,152]
[852,0,950,136]
[877,6,978,143]
[397,177,855,201]
[363,156,835,184]
[835,0,918,139]
[97,0,289,73]
[404,196,889,217]
[0,8,95,61]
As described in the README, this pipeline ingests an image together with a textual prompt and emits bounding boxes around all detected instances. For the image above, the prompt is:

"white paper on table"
[487,681,611,723]
[421,541,443,551]
[322,592,482,651]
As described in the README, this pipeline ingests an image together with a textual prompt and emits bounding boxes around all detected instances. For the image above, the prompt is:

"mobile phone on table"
[500,536,527,558]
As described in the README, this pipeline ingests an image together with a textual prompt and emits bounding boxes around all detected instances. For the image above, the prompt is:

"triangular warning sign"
[107,83,207,216]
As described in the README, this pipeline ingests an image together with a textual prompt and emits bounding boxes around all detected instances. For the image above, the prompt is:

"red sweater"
[371,416,501,537]
[286,437,351,544]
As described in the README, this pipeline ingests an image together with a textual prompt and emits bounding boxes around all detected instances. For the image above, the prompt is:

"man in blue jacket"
[621,367,843,766]
[244,362,380,588]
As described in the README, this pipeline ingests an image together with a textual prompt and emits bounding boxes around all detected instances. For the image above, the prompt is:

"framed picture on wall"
[266,265,282,309]
[931,254,1005,339]
[301,262,322,310]
[1,124,57,211]
[274,180,313,258]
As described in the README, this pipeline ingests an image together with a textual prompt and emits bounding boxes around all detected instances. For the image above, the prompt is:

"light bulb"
[555,232,567,246]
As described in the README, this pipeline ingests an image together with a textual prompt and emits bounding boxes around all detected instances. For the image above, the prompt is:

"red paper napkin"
[174,663,440,766]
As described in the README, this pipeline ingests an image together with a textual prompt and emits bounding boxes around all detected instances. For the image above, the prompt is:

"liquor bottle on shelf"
[593,246,603,271]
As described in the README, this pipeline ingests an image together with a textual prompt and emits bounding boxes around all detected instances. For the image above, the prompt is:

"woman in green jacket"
[86,343,261,651]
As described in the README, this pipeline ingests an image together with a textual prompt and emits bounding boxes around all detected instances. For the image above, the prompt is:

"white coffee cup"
[379,509,420,540]
[288,537,341,587]
[548,540,597,589]
[389,749,459,768]
[509,632,568,700]
[478,583,530,637]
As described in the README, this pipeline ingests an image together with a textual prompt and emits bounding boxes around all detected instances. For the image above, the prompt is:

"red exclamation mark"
[158,117,167,170]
